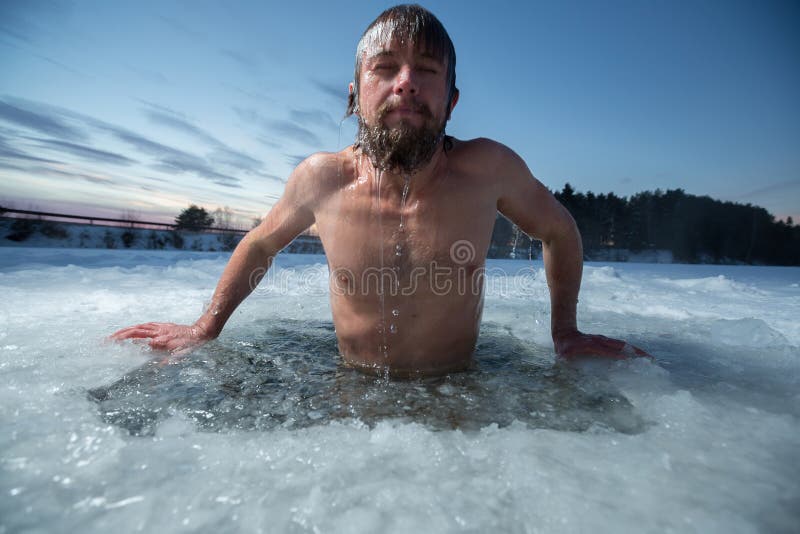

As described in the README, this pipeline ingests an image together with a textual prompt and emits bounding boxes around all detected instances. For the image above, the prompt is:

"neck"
[356,139,446,192]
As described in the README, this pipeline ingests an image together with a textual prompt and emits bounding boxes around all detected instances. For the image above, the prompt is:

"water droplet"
[391,308,400,317]
[389,324,398,334]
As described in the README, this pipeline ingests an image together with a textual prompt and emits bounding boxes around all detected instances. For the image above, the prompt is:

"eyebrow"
[366,49,441,63]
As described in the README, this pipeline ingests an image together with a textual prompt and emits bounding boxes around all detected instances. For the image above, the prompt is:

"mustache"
[376,99,434,120]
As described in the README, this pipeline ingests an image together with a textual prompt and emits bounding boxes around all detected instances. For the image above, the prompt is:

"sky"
[1,0,798,226]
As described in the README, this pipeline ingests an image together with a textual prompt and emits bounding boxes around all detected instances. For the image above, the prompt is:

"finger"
[110,322,177,339]
[565,345,627,360]
[627,344,654,359]
[559,338,627,359]
[112,328,160,340]
[170,346,193,357]
[109,326,140,340]
[109,324,158,339]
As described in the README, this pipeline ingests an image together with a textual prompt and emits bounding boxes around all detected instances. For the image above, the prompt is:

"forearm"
[193,232,277,338]
[542,217,583,340]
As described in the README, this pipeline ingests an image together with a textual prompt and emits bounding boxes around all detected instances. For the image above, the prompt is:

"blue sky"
[1,0,798,226]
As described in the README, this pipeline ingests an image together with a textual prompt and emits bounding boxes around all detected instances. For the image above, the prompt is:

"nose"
[393,65,418,95]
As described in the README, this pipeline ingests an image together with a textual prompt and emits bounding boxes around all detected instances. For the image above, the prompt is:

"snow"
[0,218,239,252]
[1,247,798,533]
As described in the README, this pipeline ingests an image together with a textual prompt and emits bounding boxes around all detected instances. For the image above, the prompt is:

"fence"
[0,208,249,234]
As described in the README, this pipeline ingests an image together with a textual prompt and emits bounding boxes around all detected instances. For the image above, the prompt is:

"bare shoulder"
[284,147,356,203]
[290,147,353,187]
[447,137,527,174]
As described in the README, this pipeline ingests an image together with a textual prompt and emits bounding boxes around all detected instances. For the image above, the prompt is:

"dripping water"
[510,225,520,259]
[374,168,388,361]
[388,174,411,337]
[398,175,411,236]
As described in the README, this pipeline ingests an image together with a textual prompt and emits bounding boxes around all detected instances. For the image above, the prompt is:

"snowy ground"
[0,218,238,251]
[0,247,798,533]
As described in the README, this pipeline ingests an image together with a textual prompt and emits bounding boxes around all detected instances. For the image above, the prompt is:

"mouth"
[379,101,433,121]
[387,107,420,117]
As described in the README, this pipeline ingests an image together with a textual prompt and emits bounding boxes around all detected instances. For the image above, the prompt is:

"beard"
[356,100,446,175]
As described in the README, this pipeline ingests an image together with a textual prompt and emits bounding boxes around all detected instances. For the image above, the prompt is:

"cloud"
[252,171,287,185]
[127,65,168,84]
[0,137,62,164]
[157,15,206,42]
[29,52,90,79]
[141,101,264,173]
[235,106,324,146]
[285,153,309,167]
[289,109,338,131]
[2,161,115,185]
[89,121,241,187]
[256,136,281,149]
[0,160,28,172]
[36,166,115,185]
[729,180,800,201]
[220,49,259,69]
[227,85,273,103]
[209,147,263,173]
[24,136,137,166]
[142,105,221,146]
[312,79,348,102]
[1,97,231,187]
[268,120,322,146]
[0,98,86,140]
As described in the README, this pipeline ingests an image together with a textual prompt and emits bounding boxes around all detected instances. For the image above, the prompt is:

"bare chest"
[317,178,497,293]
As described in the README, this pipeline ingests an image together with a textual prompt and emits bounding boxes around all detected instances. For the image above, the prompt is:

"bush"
[217,232,239,251]
[175,205,214,231]
[79,230,91,247]
[147,230,165,249]
[103,230,117,249]
[121,230,136,248]
[39,221,69,239]
[6,219,35,242]
[171,231,184,249]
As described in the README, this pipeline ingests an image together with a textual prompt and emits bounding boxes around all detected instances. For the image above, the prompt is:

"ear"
[446,88,460,120]
[450,88,460,113]
[347,81,358,116]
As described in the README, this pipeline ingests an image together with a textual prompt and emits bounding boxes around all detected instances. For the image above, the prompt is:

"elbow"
[240,230,278,264]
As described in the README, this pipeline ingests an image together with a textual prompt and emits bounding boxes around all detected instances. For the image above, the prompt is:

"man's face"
[353,39,456,173]
[358,40,450,129]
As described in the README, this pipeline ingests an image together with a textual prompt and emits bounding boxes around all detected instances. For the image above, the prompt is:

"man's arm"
[491,142,649,359]
[110,155,326,355]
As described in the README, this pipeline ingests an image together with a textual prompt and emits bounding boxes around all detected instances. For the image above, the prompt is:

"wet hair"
[346,4,458,118]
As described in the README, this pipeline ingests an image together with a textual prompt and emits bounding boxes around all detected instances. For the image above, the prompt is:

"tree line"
[491,184,799,265]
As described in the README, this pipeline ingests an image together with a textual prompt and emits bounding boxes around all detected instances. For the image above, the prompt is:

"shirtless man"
[111,5,647,376]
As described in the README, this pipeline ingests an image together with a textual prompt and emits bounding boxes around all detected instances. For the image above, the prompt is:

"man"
[111,4,647,376]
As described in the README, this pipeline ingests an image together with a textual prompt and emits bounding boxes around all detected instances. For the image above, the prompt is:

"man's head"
[347,4,459,174]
